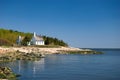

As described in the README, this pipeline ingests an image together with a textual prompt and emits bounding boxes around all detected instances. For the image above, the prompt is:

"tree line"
[0,28,68,46]
[43,36,68,46]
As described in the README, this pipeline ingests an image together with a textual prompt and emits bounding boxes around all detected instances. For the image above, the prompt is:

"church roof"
[33,32,44,41]
[34,36,44,41]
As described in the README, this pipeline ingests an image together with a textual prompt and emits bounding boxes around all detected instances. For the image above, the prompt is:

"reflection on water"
[17,58,45,73]
[0,58,45,77]
[33,58,45,74]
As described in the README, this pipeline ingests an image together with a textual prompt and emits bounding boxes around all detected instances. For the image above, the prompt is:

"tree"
[43,35,68,46]
[21,36,31,46]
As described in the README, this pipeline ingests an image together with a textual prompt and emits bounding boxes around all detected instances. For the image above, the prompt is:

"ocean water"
[1,49,120,80]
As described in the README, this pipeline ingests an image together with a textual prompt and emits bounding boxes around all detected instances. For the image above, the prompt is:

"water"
[0,49,120,80]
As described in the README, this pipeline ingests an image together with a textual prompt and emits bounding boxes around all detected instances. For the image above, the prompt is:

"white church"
[17,32,45,45]
[31,32,44,45]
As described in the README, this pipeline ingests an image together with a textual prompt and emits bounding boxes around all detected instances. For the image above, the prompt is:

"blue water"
[1,49,120,80]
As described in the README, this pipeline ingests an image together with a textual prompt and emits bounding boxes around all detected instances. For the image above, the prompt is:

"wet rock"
[0,67,19,80]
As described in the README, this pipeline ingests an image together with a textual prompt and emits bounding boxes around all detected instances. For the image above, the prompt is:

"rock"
[0,67,19,80]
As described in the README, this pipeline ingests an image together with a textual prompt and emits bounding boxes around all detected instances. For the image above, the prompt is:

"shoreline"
[0,46,103,63]
[0,46,95,55]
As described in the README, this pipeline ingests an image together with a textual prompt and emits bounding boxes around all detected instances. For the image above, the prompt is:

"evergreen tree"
[21,36,31,46]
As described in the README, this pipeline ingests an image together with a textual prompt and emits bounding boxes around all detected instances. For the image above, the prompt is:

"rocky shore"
[0,51,43,62]
[0,67,20,80]
[0,46,101,55]
[0,46,103,62]
[0,46,103,63]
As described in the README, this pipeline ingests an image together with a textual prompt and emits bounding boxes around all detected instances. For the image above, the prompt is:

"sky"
[0,0,120,48]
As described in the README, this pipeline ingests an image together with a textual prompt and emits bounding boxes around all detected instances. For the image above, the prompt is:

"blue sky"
[0,0,120,48]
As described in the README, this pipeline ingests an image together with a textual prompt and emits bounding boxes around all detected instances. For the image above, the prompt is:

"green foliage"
[0,28,68,46]
[21,36,31,46]
[0,38,12,46]
[0,28,32,46]
[43,36,68,46]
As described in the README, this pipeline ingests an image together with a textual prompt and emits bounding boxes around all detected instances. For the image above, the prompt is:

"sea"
[0,49,120,80]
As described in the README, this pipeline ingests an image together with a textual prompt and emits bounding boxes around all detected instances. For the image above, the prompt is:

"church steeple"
[33,32,36,37]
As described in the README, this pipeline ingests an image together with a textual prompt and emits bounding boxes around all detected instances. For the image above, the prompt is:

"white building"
[31,32,44,45]
[16,36,22,45]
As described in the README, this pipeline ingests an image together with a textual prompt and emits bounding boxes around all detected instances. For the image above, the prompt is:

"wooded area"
[0,28,68,46]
